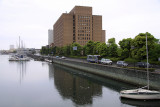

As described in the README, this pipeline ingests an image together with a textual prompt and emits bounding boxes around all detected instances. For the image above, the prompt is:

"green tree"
[132,32,155,60]
[70,42,82,56]
[63,45,71,56]
[108,43,118,57]
[82,45,87,56]
[117,47,123,58]
[56,47,63,55]
[40,46,48,55]
[51,46,57,55]
[149,43,160,61]
[93,41,101,54]
[108,38,115,44]
[107,38,118,57]
[85,40,94,55]
[97,43,108,57]
[119,38,132,59]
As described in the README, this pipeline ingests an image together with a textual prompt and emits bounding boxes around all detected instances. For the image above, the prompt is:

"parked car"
[136,62,152,68]
[117,61,128,67]
[87,55,101,63]
[61,56,66,59]
[56,56,59,58]
[101,58,112,65]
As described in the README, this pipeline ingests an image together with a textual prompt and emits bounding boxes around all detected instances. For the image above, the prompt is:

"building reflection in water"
[49,64,102,106]
[49,64,160,107]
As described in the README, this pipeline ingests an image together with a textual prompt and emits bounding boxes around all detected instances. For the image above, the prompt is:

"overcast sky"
[0,0,160,50]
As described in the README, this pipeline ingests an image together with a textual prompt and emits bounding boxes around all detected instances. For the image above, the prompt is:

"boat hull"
[120,89,160,100]
[120,93,160,100]
[9,57,30,61]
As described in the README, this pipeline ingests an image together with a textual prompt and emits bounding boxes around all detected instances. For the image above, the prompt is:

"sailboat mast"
[146,32,149,90]
[19,36,21,49]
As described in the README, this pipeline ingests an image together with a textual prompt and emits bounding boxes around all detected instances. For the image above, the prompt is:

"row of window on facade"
[78,23,90,26]
[78,27,90,30]
[78,37,90,40]
[78,30,90,33]
[78,34,90,36]
[78,16,90,19]
[78,19,90,23]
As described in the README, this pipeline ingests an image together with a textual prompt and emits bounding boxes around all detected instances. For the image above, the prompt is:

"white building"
[10,45,14,50]
[48,29,54,45]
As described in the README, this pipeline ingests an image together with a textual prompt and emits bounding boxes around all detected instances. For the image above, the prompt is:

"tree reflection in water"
[48,64,160,107]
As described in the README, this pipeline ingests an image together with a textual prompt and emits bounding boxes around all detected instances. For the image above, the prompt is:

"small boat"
[8,36,30,61]
[9,54,30,61]
[120,88,160,100]
[45,59,52,63]
[120,33,160,100]
[9,57,18,61]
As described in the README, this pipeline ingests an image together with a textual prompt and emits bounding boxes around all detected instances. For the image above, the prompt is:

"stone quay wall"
[52,58,160,90]
[29,54,160,89]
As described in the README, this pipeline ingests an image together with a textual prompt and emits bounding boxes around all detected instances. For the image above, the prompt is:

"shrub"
[68,55,87,59]
[149,61,160,65]
[110,57,119,62]
[124,58,137,63]
[122,67,155,72]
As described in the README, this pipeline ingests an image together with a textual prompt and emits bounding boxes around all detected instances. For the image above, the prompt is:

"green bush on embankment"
[122,66,155,72]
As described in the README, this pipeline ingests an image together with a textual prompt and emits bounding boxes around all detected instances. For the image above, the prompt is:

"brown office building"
[53,6,105,47]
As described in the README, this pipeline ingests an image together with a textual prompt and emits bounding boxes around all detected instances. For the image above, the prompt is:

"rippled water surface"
[1,55,160,107]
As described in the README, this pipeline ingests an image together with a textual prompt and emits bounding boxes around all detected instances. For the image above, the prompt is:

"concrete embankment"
[29,54,160,90]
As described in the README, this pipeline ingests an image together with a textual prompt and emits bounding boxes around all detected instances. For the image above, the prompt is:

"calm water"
[1,55,160,107]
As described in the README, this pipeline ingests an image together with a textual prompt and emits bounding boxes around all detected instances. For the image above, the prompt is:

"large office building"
[53,6,105,47]
[48,29,54,45]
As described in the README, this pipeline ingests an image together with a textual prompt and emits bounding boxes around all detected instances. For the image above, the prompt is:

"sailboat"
[9,36,30,61]
[120,33,160,100]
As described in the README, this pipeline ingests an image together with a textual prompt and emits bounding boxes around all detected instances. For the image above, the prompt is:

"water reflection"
[49,64,102,106]
[49,63,135,91]
[9,61,28,84]
[120,98,160,107]
[48,64,160,107]
[2,54,160,107]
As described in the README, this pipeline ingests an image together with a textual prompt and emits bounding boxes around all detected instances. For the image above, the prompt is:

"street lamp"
[131,46,136,71]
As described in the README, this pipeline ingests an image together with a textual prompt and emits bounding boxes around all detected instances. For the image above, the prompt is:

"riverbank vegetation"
[40,32,160,65]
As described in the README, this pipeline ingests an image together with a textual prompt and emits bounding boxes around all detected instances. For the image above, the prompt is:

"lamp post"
[131,46,135,71]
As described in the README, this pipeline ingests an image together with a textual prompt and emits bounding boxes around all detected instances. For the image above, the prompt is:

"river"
[0,55,160,107]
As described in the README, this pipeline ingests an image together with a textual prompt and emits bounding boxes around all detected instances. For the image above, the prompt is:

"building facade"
[53,6,105,47]
[48,29,54,46]
[10,45,14,50]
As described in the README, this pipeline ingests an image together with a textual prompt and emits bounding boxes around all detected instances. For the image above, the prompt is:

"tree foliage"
[132,32,155,60]
[119,38,132,59]
[97,43,108,57]
[149,43,160,61]
[63,45,71,56]
[108,43,118,57]
[70,42,82,56]
[85,40,94,55]
[40,32,159,63]
[108,38,115,44]
[93,41,101,54]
